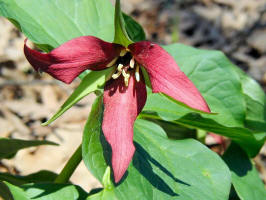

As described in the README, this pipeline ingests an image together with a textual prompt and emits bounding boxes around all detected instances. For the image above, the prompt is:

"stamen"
[122,69,130,87]
[122,69,130,79]
[112,71,122,79]
[124,76,129,87]
[120,49,127,57]
[135,64,140,82]
[117,64,123,72]
[129,58,135,69]
[106,57,118,67]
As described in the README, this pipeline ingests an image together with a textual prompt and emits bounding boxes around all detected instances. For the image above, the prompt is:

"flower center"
[109,49,140,87]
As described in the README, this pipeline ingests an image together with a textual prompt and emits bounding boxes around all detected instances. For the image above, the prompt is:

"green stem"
[54,144,82,184]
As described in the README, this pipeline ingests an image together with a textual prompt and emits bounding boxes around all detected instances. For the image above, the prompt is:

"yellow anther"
[129,58,135,69]
[120,49,127,57]
[106,57,118,67]
[117,64,123,72]
[135,64,140,82]
[112,71,122,79]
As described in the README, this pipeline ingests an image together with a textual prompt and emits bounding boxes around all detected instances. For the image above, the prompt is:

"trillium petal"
[209,133,226,150]
[129,41,210,112]
[102,73,147,183]
[24,36,123,84]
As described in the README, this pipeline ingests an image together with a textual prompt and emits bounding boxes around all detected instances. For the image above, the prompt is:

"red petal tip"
[102,73,147,183]
[24,36,123,84]
[129,41,210,113]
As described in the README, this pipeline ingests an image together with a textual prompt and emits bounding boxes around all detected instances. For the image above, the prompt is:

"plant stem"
[54,144,82,184]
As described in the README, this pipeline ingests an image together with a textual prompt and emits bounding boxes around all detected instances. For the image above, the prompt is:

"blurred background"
[0,0,265,192]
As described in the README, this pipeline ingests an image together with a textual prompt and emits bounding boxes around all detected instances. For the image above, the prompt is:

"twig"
[0,80,59,87]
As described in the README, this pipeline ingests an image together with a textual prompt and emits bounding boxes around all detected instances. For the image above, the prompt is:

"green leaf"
[147,119,197,140]
[4,182,88,200]
[0,0,112,49]
[87,167,117,200]
[242,77,265,122]
[141,44,265,157]
[141,94,262,157]
[113,0,133,46]
[0,0,144,51]
[0,0,145,79]
[0,171,58,200]
[123,13,145,42]
[0,182,13,200]
[0,138,57,159]
[42,67,114,126]
[232,67,266,138]
[163,44,246,126]
[83,96,231,200]
[223,143,266,200]
[4,182,29,200]
[0,170,57,186]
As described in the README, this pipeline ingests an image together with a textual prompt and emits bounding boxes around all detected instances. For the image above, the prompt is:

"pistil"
[122,69,130,86]
[111,50,140,86]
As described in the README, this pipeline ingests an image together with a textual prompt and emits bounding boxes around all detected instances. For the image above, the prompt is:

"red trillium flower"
[24,36,210,183]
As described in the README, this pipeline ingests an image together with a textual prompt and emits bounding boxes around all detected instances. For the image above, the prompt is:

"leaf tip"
[41,121,50,126]
[102,166,113,189]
